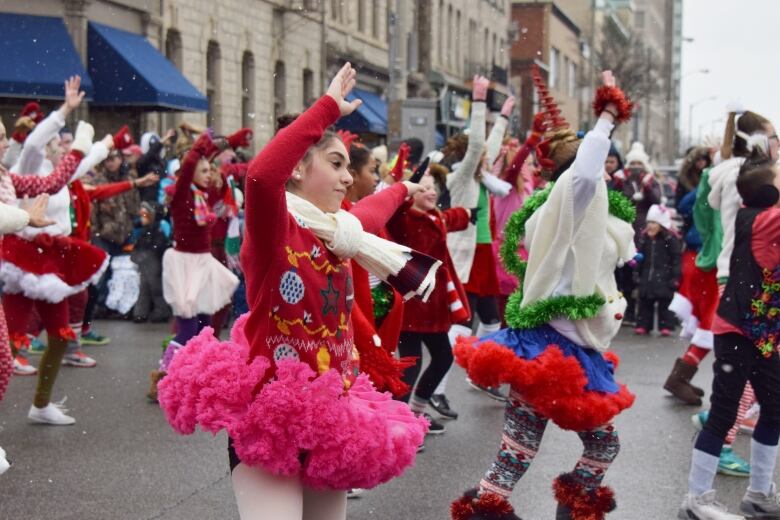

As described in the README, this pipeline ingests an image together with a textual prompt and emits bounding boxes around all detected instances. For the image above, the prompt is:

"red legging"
[3,293,70,342]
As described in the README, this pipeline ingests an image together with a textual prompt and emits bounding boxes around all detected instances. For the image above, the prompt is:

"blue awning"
[336,88,387,135]
[0,14,94,100]
[87,22,207,111]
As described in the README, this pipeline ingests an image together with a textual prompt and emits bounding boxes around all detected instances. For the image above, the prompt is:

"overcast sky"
[681,0,780,147]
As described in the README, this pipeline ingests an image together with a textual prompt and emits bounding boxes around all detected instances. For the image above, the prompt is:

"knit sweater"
[241,95,358,382]
[169,148,214,253]
[707,157,745,281]
[0,202,29,233]
[521,118,636,351]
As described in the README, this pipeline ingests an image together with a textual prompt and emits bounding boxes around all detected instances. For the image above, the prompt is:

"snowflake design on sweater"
[279,269,305,304]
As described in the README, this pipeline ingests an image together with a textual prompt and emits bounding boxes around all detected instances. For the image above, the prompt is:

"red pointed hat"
[21,102,43,123]
[113,125,135,151]
[531,65,569,131]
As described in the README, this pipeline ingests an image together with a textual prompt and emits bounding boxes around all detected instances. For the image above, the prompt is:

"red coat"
[387,202,471,332]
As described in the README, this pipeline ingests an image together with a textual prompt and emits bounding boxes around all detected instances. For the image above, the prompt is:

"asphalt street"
[0,321,768,519]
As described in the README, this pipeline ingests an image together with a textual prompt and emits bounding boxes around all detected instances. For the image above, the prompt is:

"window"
[447,5,453,67]
[303,68,314,108]
[492,32,497,66]
[550,47,559,89]
[241,51,255,130]
[206,40,221,131]
[562,56,569,93]
[484,28,489,68]
[165,29,182,69]
[372,0,380,37]
[455,10,461,73]
[357,0,365,32]
[330,0,340,20]
[438,0,444,66]
[568,60,577,98]
[274,61,286,123]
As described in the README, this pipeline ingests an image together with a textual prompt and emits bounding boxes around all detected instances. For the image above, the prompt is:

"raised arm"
[485,96,514,166]
[349,182,419,234]
[446,76,489,193]
[13,76,85,175]
[242,63,360,271]
[10,150,83,197]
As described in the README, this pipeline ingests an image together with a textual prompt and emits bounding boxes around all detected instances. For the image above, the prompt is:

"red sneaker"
[659,328,672,337]
[634,327,648,336]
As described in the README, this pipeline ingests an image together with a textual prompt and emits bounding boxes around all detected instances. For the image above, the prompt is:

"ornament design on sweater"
[745,267,780,358]
[273,344,300,362]
[280,269,305,304]
[285,246,344,275]
[270,311,349,339]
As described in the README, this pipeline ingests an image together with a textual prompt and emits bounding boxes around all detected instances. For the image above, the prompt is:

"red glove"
[390,143,410,182]
[226,128,253,149]
[192,133,220,159]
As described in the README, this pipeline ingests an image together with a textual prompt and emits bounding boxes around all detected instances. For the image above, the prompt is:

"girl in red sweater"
[387,172,472,432]
[158,64,435,520]
[156,132,243,375]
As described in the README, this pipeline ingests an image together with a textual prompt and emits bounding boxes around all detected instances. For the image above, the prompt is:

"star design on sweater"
[321,275,340,317]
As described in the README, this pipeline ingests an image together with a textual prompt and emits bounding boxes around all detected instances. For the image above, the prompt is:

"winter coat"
[136,136,166,203]
[635,230,681,300]
[91,163,139,246]
[387,201,471,332]
[621,172,662,234]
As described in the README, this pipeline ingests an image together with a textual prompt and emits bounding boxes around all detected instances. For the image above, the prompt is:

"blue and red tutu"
[454,325,634,431]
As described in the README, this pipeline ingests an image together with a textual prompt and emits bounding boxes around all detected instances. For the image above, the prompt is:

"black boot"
[555,503,572,519]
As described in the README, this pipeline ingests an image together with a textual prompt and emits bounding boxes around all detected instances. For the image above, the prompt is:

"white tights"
[232,463,347,520]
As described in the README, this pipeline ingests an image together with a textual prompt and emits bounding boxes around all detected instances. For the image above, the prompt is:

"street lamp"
[683,68,710,79]
[688,96,717,147]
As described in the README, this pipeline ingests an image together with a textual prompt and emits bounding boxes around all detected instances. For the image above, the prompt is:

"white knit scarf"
[285,192,440,301]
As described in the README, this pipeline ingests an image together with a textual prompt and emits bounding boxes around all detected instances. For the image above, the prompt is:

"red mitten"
[191,132,220,159]
[593,86,634,123]
[389,143,410,182]
[21,101,43,123]
[527,112,551,146]
[113,125,135,150]
[226,128,253,149]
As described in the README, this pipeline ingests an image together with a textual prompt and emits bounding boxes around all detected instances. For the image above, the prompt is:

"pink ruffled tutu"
[158,314,428,491]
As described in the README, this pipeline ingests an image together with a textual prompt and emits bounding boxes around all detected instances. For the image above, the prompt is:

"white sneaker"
[678,490,745,519]
[0,446,10,475]
[62,351,97,368]
[740,483,780,518]
[13,356,37,375]
[28,402,76,426]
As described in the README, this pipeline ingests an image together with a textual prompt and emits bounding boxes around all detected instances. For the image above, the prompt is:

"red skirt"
[463,243,500,296]
[0,234,108,304]
[669,250,719,349]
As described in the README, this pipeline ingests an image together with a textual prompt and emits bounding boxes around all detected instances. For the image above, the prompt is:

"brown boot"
[663,358,703,406]
[147,370,166,402]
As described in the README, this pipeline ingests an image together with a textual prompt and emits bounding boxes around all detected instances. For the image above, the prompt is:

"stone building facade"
[0,0,512,149]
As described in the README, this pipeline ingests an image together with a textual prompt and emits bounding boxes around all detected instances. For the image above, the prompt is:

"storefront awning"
[87,22,207,111]
[0,14,94,100]
[337,88,387,135]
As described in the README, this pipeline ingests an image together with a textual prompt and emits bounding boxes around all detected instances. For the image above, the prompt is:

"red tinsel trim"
[453,339,635,431]
[57,327,77,342]
[451,496,475,520]
[553,473,616,520]
[602,351,620,370]
[9,332,31,349]
[593,86,634,123]
[450,491,515,520]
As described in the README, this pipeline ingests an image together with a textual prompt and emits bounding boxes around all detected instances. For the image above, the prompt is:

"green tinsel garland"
[498,183,634,330]
[371,283,394,320]
[505,292,606,330]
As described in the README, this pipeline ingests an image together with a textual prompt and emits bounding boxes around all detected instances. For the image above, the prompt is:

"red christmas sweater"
[242,95,388,384]
[169,146,214,253]
[387,201,471,333]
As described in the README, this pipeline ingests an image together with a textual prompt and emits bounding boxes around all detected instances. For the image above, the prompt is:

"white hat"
[646,204,672,230]
[625,142,653,173]
[371,145,388,164]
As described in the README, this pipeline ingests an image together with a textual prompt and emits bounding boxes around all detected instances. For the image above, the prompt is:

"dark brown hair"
[440,134,469,168]
[737,148,779,208]
[348,145,372,175]
[678,146,711,191]
[733,111,771,158]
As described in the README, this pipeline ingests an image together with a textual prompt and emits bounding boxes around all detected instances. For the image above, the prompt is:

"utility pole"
[387,0,408,148]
